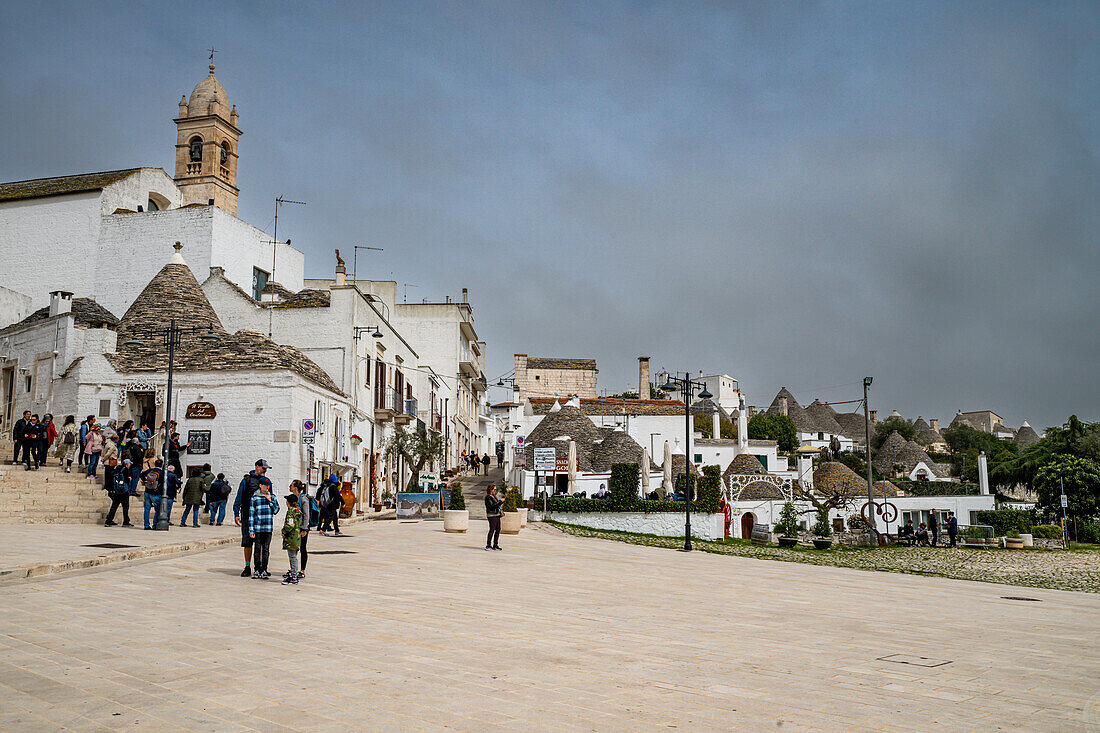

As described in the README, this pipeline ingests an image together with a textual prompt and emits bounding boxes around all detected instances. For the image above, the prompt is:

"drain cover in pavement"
[310,550,357,555]
[83,543,139,549]
[1002,596,1042,602]
[877,654,952,668]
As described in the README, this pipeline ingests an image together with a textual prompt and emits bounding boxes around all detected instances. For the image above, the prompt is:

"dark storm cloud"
[1,1,1097,428]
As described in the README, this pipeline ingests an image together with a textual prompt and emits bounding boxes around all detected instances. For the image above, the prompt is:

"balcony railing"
[376,387,400,413]
[404,398,417,417]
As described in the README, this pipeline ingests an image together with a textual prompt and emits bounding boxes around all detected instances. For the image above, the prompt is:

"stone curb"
[0,510,393,584]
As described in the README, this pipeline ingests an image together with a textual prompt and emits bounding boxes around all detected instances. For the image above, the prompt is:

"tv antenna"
[403,283,418,303]
[352,245,384,283]
[268,195,305,336]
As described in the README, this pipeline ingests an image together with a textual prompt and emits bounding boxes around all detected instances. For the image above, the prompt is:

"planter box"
[518,507,529,528]
[1019,533,1033,547]
[500,511,522,535]
[1005,537,1024,549]
[443,509,469,533]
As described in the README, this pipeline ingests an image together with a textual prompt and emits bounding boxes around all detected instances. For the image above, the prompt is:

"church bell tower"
[174,64,241,215]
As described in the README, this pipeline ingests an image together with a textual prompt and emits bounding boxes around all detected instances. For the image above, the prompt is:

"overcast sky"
[2,2,1097,430]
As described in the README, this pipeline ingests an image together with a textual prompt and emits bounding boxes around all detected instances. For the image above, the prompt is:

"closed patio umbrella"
[662,440,672,497]
[567,440,577,495]
[640,447,650,497]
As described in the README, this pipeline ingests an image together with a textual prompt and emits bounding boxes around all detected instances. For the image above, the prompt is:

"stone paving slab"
[0,520,1098,731]
[0,512,392,583]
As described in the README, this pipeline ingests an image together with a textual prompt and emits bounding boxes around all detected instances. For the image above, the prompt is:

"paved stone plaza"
[1,520,1098,732]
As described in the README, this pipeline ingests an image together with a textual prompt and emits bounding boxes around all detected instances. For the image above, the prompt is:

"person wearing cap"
[234,459,271,577]
[318,473,344,536]
[280,491,304,585]
[248,477,280,579]
[104,457,134,527]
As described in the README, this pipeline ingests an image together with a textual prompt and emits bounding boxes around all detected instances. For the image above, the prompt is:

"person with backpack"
[286,479,314,580]
[234,459,271,578]
[318,474,343,536]
[56,415,79,471]
[481,453,491,474]
[207,473,231,525]
[105,457,134,527]
[140,460,165,530]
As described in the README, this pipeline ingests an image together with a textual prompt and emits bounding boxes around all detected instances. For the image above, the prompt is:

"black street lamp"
[124,319,218,530]
[660,373,713,551]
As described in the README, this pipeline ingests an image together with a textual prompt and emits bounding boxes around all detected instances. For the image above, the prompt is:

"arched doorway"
[741,512,755,539]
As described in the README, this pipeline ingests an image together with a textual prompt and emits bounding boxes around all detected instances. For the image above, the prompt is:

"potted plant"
[381,487,394,509]
[510,487,529,527]
[443,482,468,533]
[1005,529,1024,549]
[500,488,523,534]
[810,506,832,550]
[774,501,800,548]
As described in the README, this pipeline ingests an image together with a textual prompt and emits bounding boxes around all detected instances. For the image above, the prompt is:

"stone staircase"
[0,444,111,524]
[449,467,505,520]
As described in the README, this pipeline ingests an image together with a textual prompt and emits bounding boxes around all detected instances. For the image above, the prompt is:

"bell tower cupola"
[174,64,241,215]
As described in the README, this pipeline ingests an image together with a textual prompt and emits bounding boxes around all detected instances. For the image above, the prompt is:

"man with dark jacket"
[946,511,959,548]
[12,411,31,466]
[22,415,41,471]
[318,474,343,536]
[929,509,940,547]
[234,459,270,577]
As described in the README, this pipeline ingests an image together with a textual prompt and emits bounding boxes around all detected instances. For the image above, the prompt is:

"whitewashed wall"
[533,510,725,541]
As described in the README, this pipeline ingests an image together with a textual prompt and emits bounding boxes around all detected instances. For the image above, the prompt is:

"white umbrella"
[662,441,672,497]
[640,447,650,497]
[567,440,577,495]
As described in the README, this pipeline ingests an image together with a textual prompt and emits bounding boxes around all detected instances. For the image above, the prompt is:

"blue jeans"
[180,504,201,526]
[143,493,161,528]
[209,500,227,524]
[86,453,100,477]
[163,498,174,523]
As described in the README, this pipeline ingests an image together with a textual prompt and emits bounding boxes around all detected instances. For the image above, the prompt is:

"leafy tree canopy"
[872,416,915,449]
[747,413,797,452]
[1034,454,1100,518]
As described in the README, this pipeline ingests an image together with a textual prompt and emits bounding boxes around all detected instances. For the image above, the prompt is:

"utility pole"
[270,196,305,337]
[863,376,876,532]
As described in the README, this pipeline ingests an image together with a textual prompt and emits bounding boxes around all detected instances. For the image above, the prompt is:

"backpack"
[305,494,321,528]
[209,479,230,501]
[142,470,162,495]
[111,470,128,496]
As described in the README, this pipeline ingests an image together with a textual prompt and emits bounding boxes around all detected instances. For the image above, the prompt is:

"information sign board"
[533,448,556,472]
[187,430,211,455]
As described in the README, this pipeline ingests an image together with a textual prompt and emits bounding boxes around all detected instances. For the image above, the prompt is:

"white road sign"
[533,448,556,472]
[302,419,315,438]
[1060,494,1068,508]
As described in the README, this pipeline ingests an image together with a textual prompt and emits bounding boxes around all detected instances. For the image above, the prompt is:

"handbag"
[64,432,75,445]
[108,458,118,467]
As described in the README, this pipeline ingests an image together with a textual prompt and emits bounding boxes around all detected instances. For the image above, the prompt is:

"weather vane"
[208,46,217,63]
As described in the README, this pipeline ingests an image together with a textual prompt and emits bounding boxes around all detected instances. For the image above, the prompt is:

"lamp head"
[124,337,144,347]
[661,380,678,392]
[698,387,713,400]
[372,328,383,338]
[863,376,873,387]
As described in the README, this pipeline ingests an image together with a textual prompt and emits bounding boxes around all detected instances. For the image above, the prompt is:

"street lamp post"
[125,319,218,531]
[660,373,713,551]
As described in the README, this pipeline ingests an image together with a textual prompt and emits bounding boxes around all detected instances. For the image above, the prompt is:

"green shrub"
[774,501,800,537]
[609,463,639,511]
[447,482,465,511]
[811,506,831,537]
[847,514,869,532]
[502,487,519,512]
[1030,524,1063,539]
[1072,521,1100,544]
[695,465,722,514]
[974,509,1031,536]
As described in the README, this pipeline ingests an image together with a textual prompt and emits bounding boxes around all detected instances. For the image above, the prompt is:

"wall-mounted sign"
[533,448,556,472]
[185,402,217,419]
[187,430,211,455]
[555,455,579,472]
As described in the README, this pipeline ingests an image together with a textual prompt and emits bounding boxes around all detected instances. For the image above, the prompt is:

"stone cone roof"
[912,417,942,445]
[766,387,816,433]
[724,453,767,479]
[805,400,844,435]
[0,297,118,336]
[834,412,868,441]
[522,404,604,472]
[813,461,870,498]
[1015,422,1040,449]
[873,480,900,498]
[873,431,909,474]
[736,480,785,501]
[590,429,650,473]
[108,258,342,395]
[894,440,938,475]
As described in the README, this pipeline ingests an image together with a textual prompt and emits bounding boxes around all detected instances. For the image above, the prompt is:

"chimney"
[930,418,939,431]
[48,291,73,318]
[638,357,651,400]
[461,288,468,303]
[780,397,788,417]
[336,262,346,287]
[738,398,748,449]
[712,411,721,440]
[870,409,878,424]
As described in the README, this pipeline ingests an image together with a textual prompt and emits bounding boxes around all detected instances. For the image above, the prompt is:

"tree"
[774,501,800,537]
[872,416,915,450]
[383,426,445,491]
[447,482,465,510]
[692,412,737,439]
[1034,455,1100,519]
[747,413,797,452]
[810,505,832,538]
